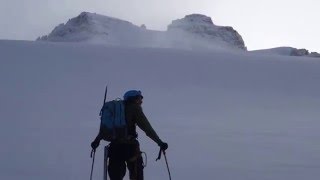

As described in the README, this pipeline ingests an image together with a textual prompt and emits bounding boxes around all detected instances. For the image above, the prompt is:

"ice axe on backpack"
[156,149,172,180]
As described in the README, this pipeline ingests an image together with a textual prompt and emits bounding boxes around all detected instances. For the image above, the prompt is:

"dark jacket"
[125,102,162,145]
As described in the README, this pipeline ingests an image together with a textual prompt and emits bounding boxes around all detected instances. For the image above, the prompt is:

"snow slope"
[1,40,320,180]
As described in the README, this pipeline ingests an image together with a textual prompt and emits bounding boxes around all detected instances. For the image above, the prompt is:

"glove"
[91,140,100,150]
[159,142,168,151]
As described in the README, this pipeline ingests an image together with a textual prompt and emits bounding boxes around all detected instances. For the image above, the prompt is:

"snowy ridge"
[37,12,320,57]
[37,12,147,44]
[38,12,247,51]
[167,14,247,50]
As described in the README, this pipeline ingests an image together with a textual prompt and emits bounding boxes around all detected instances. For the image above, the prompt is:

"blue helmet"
[123,90,143,101]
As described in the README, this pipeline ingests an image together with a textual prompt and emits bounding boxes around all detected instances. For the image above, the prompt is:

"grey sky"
[0,0,319,52]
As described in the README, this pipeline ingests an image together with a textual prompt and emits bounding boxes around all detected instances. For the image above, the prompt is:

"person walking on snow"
[91,90,168,180]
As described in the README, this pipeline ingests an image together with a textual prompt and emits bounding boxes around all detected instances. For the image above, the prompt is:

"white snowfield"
[1,40,320,180]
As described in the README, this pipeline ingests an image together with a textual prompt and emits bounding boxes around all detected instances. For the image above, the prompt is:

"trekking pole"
[163,151,172,180]
[156,149,172,180]
[90,149,96,180]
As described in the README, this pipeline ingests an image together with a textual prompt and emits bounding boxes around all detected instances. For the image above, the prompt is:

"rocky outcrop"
[309,52,320,57]
[291,48,320,58]
[290,48,309,56]
[252,47,320,58]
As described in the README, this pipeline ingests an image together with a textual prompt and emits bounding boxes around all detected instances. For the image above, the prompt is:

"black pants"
[108,140,144,180]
